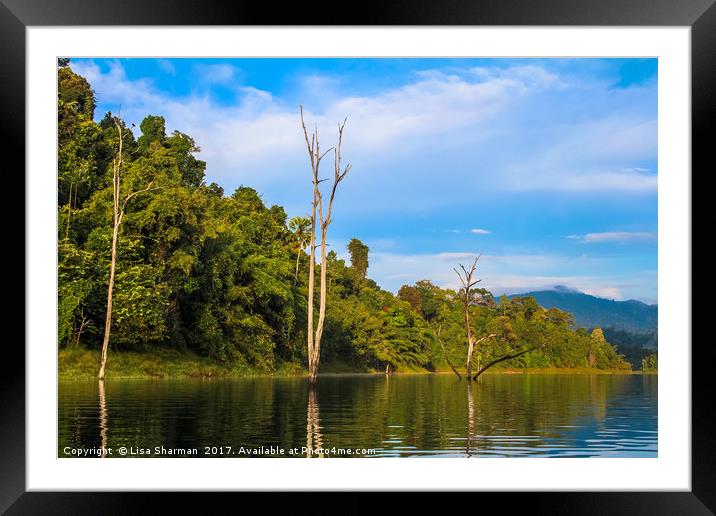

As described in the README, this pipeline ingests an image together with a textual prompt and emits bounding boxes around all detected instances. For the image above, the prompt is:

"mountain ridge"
[508,286,657,333]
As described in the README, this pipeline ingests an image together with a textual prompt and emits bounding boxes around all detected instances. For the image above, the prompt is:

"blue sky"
[70,58,658,303]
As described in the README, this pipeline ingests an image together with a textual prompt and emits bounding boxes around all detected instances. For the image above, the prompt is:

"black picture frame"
[4,0,712,513]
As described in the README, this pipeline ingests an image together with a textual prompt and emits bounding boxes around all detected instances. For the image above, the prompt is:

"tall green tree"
[347,238,369,282]
[58,66,95,119]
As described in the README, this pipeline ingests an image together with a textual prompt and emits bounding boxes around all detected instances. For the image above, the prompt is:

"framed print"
[4,0,713,513]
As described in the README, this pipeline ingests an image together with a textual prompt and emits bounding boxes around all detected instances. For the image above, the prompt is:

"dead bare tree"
[453,254,495,380]
[98,115,160,380]
[450,255,547,381]
[74,308,91,347]
[300,106,351,383]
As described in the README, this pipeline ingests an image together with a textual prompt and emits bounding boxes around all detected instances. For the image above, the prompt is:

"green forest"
[57,62,636,379]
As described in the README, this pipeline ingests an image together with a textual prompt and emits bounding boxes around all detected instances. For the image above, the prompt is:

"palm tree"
[288,216,311,283]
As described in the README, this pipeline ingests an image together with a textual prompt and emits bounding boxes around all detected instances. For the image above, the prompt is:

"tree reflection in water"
[98,380,108,457]
[466,381,475,457]
[306,384,324,458]
[57,375,656,458]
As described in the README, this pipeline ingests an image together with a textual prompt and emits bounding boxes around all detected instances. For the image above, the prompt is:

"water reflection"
[59,374,657,458]
[306,385,324,458]
[466,380,474,457]
[98,380,108,457]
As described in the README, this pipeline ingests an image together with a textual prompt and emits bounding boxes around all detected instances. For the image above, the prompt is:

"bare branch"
[319,148,334,161]
[473,333,497,346]
[442,354,463,380]
[472,345,538,381]
[121,182,161,212]
[299,105,316,172]
[453,267,468,288]
[436,326,462,380]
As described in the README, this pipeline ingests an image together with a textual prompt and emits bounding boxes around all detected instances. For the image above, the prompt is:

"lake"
[58,373,657,458]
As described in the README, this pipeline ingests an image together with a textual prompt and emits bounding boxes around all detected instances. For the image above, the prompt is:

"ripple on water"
[59,374,657,458]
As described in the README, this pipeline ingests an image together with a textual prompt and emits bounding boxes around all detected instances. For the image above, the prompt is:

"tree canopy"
[347,238,369,282]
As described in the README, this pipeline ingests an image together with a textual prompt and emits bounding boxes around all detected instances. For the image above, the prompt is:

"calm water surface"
[59,374,657,458]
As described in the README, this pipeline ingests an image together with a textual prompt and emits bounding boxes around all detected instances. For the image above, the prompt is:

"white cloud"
[70,59,658,218]
[486,275,621,300]
[364,250,656,302]
[65,59,657,303]
[446,228,491,235]
[194,63,238,84]
[466,65,563,89]
[581,286,622,299]
[568,231,657,244]
[511,170,657,193]
[368,251,561,292]
[73,60,162,111]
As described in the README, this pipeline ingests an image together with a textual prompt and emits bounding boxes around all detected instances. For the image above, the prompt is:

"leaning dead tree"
[300,106,351,383]
[470,345,540,380]
[454,254,495,380]
[98,115,159,380]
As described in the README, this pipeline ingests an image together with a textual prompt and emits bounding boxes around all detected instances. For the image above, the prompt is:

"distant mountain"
[509,286,657,333]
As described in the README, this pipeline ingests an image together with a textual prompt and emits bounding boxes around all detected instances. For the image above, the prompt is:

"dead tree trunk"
[300,106,351,383]
[453,255,490,380]
[98,118,123,381]
[469,333,496,376]
[74,308,90,347]
[98,116,158,380]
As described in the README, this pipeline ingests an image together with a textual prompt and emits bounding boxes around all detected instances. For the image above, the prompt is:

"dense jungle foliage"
[57,63,632,375]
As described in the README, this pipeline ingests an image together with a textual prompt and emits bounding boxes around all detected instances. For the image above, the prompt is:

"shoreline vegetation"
[57,62,657,383]
[59,348,648,380]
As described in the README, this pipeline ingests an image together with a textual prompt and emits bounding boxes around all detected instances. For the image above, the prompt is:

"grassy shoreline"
[59,348,646,380]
